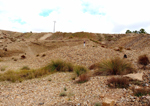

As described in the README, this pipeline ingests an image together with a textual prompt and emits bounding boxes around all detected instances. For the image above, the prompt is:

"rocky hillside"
[0,30,150,106]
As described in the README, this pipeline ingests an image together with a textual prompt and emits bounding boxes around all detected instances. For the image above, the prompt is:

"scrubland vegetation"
[0,30,150,106]
[0,60,88,82]
[91,57,136,76]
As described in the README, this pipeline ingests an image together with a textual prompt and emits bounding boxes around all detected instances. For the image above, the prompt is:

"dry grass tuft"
[0,60,75,82]
[20,66,30,70]
[94,57,135,76]
[74,65,89,77]
[48,59,74,72]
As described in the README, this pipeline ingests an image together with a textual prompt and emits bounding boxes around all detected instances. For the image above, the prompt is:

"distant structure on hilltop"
[53,21,56,33]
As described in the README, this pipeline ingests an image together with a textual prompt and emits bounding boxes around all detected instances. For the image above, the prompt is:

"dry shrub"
[104,35,113,41]
[76,73,90,83]
[97,34,103,41]
[119,46,123,52]
[73,32,93,38]
[95,57,135,76]
[41,54,46,57]
[21,55,26,59]
[89,63,99,70]
[114,47,123,52]
[126,48,131,50]
[20,66,30,70]
[107,77,129,88]
[138,54,149,69]
[132,87,150,97]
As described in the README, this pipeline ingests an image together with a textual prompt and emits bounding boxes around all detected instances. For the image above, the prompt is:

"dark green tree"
[126,30,132,34]
[133,30,139,34]
[139,28,146,34]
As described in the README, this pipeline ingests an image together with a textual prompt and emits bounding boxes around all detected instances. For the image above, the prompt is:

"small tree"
[126,30,132,34]
[139,28,146,34]
[133,30,139,34]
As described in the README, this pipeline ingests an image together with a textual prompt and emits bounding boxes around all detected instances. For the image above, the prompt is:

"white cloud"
[0,0,150,33]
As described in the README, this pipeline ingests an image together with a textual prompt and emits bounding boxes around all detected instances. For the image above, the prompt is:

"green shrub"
[95,57,135,75]
[20,66,30,70]
[1,66,7,71]
[94,102,101,106]
[49,60,74,72]
[59,92,67,97]
[48,78,52,81]
[64,87,67,91]
[0,60,75,82]
[69,35,73,39]
[74,65,89,77]
[89,39,99,44]
[0,60,90,82]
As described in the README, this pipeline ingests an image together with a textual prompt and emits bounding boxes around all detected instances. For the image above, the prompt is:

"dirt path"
[39,33,52,40]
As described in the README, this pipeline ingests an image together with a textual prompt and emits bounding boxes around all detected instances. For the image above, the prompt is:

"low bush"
[138,54,149,69]
[97,34,103,41]
[89,63,99,70]
[107,77,129,88]
[94,102,101,106]
[94,57,135,76]
[49,60,74,72]
[132,87,150,97]
[119,46,123,52]
[64,87,67,91]
[59,92,67,97]
[74,65,89,77]
[89,39,99,44]
[104,35,113,41]
[20,66,30,70]
[0,60,74,82]
[76,73,90,83]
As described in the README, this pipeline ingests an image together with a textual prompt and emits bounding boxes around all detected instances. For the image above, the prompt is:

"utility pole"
[53,21,56,33]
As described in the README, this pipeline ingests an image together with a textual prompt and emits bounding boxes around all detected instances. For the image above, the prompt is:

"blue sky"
[39,10,54,17]
[0,0,150,33]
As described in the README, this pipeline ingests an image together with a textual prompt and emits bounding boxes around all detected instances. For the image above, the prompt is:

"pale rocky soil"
[0,31,150,106]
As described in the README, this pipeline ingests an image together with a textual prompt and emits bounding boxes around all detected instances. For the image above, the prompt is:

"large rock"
[124,72,143,81]
[102,98,115,106]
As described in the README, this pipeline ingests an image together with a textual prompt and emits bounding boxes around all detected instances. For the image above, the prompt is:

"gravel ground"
[0,40,150,106]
